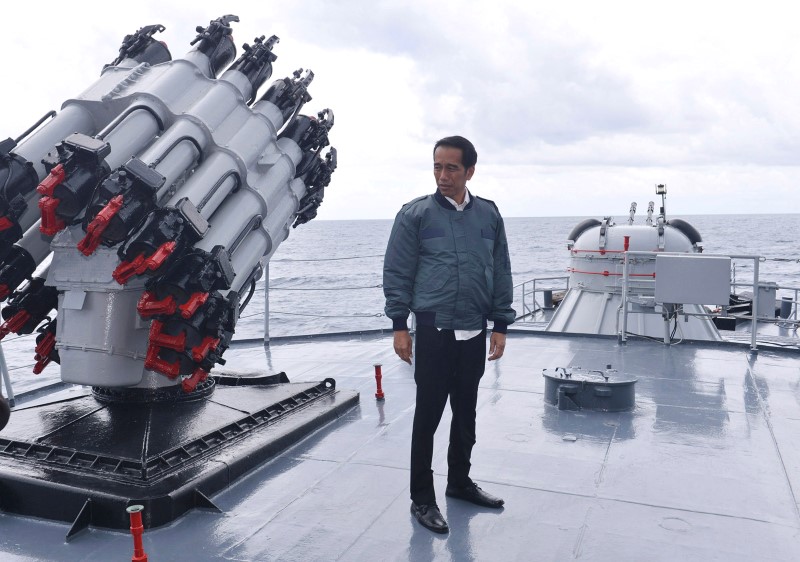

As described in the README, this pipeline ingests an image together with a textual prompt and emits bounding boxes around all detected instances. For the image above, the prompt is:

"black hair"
[433,136,477,169]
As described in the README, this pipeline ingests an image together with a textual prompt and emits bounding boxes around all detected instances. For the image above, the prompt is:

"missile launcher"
[0,15,353,533]
[0,15,336,390]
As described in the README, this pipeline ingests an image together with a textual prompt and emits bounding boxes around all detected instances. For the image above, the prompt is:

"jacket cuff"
[392,317,409,331]
[491,320,508,334]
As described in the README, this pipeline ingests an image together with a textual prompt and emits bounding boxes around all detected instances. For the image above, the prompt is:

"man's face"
[433,146,474,204]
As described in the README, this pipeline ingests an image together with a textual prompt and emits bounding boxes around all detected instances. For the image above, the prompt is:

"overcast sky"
[2,1,798,220]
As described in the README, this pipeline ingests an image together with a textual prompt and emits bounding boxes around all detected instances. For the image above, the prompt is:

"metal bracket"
[66,498,93,541]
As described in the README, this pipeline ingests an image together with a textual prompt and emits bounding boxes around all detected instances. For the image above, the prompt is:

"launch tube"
[154,68,313,230]
[113,67,312,274]
[163,152,241,218]
[227,230,269,295]
[251,99,286,133]
[100,109,162,169]
[16,203,45,239]
[16,223,52,267]
[194,138,303,252]
[171,67,314,213]
[163,117,287,216]
[161,77,307,216]
[183,15,239,79]
[194,193,261,252]
[134,120,207,200]
[221,35,279,104]
[222,177,306,296]
[34,109,163,237]
[13,105,96,181]
[252,69,315,131]
[144,67,273,203]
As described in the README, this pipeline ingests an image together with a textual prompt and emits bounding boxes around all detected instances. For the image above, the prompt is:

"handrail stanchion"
[513,275,570,322]
[0,344,14,407]
[263,262,270,345]
[751,258,759,352]
[620,250,629,343]
[523,280,527,316]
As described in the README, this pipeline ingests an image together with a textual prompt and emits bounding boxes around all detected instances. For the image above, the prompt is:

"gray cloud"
[1,1,798,218]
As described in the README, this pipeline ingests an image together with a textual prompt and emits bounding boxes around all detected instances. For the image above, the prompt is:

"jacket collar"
[434,189,474,211]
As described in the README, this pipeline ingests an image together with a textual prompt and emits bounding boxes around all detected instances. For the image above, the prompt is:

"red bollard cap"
[374,363,385,400]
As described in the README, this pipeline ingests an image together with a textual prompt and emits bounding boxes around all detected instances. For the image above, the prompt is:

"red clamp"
[38,196,66,236]
[0,310,31,340]
[113,254,146,285]
[191,336,219,362]
[36,164,66,197]
[77,194,124,255]
[178,292,209,319]
[0,285,10,301]
[37,163,68,236]
[148,320,186,352]
[181,368,208,393]
[144,345,181,379]
[113,241,177,284]
[33,330,57,374]
[142,241,176,274]
[137,291,177,318]
[0,216,14,232]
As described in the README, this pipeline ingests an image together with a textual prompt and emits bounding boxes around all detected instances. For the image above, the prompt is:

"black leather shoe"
[410,502,449,534]
[445,483,504,508]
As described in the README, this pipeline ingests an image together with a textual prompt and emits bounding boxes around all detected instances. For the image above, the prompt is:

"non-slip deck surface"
[1,331,799,561]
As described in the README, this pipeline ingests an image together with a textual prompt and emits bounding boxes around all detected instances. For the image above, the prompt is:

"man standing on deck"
[383,135,515,534]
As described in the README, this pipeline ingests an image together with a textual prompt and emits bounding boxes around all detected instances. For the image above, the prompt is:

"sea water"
[2,214,798,393]
[241,213,800,340]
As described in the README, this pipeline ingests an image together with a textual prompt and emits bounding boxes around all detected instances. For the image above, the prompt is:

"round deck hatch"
[542,366,637,411]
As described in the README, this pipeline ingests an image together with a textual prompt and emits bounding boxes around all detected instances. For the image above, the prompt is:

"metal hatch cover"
[543,366,637,411]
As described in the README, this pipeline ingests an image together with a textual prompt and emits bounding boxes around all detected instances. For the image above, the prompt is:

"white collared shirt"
[442,189,481,341]
[444,189,470,211]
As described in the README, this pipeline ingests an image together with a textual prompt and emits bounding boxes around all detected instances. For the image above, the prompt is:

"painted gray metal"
[49,227,154,387]
[100,108,161,171]
[0,379,359,531]
[549,217,723,341]
[3,29,332,390]
[15,222,52,265]
[1,330,798,561]
[543,367,637,411]
[654,254,731,305]
[13,104,97,183]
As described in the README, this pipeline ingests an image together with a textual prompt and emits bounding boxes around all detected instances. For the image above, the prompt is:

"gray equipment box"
[756,282,778,319]
[654,255,730,305]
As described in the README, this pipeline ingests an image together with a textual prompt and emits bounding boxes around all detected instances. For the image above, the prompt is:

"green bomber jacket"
[383,190,515,332]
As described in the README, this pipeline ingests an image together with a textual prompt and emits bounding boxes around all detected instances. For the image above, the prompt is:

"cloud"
[1,0,799,219]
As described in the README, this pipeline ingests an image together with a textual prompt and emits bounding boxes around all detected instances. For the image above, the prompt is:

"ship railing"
[728,280,798,325]
[0,345,12,407]
[618,251,794,352]
[515,276,570,322]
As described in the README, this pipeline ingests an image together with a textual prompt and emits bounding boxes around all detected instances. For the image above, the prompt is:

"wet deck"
[1,330,800,561]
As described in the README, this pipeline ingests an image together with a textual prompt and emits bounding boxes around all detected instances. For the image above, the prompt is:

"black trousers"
[410,326,486,505]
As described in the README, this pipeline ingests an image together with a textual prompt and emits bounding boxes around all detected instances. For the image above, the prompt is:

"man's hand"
[394,330,413,364]
[488,332,506,361]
